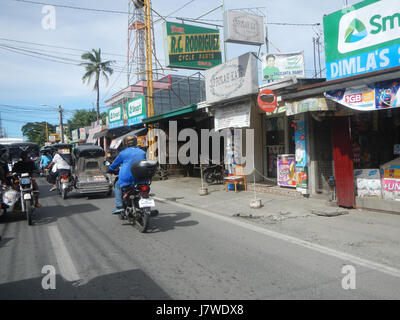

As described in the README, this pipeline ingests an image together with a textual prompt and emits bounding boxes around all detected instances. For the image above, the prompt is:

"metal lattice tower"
[127,0,159,85]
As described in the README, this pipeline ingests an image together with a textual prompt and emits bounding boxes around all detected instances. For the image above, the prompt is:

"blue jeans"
[114,179,123,209]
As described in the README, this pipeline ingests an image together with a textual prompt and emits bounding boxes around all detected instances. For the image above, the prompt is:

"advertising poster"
[163,21,222,70]
[325,79,400,111]
[354,169,382,198]
[324,0,400,80]
[381,178,400,200]
[262,52,305,82]
[277,155,296,188]
[294,120,308,193]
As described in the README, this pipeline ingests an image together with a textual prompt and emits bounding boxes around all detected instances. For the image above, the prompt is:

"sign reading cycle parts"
[324,0,400,80]
[163,21,222,70]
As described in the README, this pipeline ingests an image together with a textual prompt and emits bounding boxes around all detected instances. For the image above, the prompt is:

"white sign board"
[214,102,251,131]
[262,52,305,82]
[224,10,265,45]
[206,52,258,104]
[354,169,382,198]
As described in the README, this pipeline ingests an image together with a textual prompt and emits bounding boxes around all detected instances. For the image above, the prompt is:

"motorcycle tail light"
[140,185,150,194]
[61,174,69,179]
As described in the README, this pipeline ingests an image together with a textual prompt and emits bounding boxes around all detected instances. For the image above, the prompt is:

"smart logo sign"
[126,96,146,126]
[108,105,123,129]
[163,21,222,70]
[324,0,400,80]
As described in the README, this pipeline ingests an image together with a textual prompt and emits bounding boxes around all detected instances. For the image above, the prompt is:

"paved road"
[0,178,400,299]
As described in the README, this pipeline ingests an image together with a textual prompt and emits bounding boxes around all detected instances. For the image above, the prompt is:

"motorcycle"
[2,173,37,225]
[202,164,225,184]
[119,160,158,233]
[56,171,73,200]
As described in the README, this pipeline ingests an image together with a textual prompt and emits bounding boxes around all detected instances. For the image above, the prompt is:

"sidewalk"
[151,177,400,269]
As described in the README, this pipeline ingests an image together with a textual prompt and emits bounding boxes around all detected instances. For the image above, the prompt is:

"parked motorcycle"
[202,164,225,184]
[120,160,158,233]
[2,173,37,225]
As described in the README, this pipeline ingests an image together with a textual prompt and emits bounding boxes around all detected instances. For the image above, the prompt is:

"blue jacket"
[40,155,51,169]
[109,147,147,187]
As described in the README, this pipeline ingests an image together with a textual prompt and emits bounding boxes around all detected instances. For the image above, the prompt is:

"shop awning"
[93,129,109,140]
[109,127,147,150]
[284,66,400,101]
[142,104,198,124]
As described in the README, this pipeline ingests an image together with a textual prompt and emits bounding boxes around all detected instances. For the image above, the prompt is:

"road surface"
[1,178,400,299]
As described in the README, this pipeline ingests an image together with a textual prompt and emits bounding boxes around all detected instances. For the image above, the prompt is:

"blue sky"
[0,0,360,138]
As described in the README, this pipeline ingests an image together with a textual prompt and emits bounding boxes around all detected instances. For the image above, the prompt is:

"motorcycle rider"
[48,149,72,192]
[12,151,41,208]
[108,135,146,214]
[39,150,52,175]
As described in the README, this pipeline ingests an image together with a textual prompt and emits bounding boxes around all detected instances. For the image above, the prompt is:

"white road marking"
[154,197,400,279]
[48,225,80,282]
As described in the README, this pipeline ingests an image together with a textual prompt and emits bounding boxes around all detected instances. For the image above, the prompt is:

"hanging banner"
[261,52,305,82]
[325,79,400,111]
[294,119,308,193]
[214,102,251,131]
[285,98,332,116]
[324,0,400,80]
[163,21,222,70]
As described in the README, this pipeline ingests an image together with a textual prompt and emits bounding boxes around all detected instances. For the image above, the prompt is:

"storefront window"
[351,109,400,169]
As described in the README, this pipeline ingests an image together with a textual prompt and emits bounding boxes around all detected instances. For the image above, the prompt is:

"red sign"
[258,89,277,112]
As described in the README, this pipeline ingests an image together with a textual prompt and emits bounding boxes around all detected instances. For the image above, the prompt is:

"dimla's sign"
[163,21,222,70]
[324,0,400,80]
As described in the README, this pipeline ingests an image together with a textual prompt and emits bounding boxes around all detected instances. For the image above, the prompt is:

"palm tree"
[80,49,115,119]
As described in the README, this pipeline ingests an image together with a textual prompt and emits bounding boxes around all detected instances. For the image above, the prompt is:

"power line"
[9,0,129,15]
[0,37,126,57]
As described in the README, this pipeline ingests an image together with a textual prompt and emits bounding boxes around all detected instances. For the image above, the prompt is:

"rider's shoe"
[35,203,42,208]
[49,186,57,192]
[112,208,124,214]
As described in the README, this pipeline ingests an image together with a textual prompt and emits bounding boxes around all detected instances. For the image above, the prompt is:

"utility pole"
[59,104,64,143]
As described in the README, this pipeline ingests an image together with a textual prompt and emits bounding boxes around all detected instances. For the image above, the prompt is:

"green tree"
[80,49,115,119]
[21,122,56,147]
[67,109,107,139]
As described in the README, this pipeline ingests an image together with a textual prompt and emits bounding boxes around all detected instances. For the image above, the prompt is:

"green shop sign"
[163,21,222,70]
[324,0,400,80]
[108,105,123,129]
[126,96,146,126]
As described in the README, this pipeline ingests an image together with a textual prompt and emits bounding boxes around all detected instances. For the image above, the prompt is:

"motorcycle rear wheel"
[134,208,149,233]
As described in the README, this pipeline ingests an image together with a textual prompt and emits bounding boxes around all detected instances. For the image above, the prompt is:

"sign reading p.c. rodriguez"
[163,21,222,70]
